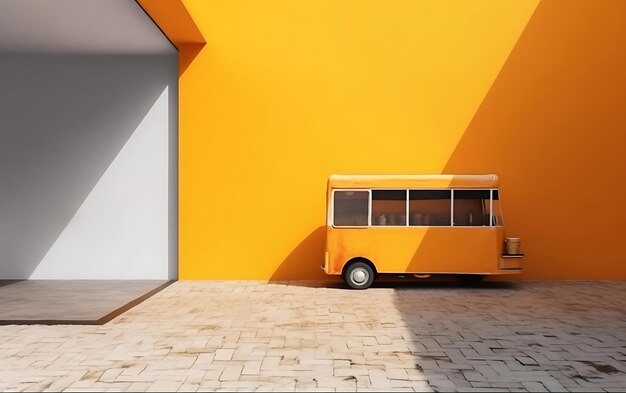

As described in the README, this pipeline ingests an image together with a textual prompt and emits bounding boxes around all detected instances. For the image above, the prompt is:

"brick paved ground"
[0,280,625,392]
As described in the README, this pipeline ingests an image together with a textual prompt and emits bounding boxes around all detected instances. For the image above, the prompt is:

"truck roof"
[328,174,499,189]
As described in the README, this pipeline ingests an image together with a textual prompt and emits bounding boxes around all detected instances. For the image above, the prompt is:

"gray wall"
[0,54,177,279]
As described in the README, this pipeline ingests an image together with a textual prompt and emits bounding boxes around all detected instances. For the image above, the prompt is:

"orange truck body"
[323,174,521,278]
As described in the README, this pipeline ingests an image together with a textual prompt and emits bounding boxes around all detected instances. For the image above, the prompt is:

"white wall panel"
[0,54,177,279]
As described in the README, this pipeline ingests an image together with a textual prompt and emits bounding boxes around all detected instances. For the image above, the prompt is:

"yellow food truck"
[323,174,523,289]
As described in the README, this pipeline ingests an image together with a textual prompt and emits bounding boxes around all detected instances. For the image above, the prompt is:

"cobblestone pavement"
[1,280,625,392]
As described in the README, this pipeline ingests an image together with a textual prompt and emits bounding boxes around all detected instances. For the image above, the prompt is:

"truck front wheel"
[343,261,375,289]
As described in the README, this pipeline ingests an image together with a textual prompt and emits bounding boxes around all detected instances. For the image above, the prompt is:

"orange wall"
[136,0,205,74]
[148,0,626,280]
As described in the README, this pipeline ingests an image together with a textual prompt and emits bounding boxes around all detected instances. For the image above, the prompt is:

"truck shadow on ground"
[371,277,519,290]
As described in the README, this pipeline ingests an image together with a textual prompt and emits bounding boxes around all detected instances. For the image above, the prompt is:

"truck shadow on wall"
[269,226,341,285]
[268,224,517,288]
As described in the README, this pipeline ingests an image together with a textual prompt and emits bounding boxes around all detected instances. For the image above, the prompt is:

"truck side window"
[333,191,369,226]
[409,190,451,226]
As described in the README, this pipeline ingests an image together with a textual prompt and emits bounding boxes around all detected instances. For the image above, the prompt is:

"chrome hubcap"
[351,268,368,284]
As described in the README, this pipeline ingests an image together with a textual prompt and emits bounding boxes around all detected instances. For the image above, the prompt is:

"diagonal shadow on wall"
[441,0,626,279]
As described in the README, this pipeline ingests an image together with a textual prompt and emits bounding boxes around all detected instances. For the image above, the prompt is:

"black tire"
[457,274,485,283]
[343,262,375,289]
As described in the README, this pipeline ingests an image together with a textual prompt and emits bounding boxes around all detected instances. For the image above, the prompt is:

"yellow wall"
[160,0,626,279]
